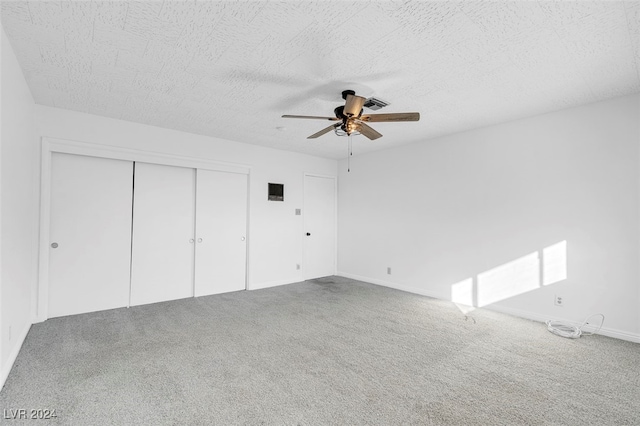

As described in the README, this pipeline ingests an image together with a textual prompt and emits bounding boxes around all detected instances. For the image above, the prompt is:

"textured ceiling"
[1,1,639,159]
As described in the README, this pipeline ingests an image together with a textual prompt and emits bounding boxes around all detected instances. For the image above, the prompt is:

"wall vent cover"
[363,97,389,111]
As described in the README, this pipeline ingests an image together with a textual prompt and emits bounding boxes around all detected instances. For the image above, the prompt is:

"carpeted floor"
[1,276,639,425]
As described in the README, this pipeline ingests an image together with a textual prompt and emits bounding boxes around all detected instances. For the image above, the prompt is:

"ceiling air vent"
[363,97,389,111]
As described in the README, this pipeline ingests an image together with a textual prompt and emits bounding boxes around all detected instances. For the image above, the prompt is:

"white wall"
[1,23,38,385]
[338,94,640,341]
[35,105,337,293]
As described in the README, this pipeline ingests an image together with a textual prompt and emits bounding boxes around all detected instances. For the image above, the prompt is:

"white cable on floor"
[545,314,605,339]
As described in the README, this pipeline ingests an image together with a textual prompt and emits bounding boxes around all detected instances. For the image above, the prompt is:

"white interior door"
[130,162,195,306]
[194,170,247,296]
[48,153,133,318]
[303,175,336,279]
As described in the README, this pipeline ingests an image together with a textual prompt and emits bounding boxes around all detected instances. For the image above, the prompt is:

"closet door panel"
[48,153,133,318]
[130,162,195,306]
[194,170,247,296]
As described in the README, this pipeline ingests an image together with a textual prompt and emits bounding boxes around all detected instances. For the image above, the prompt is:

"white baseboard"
[337,272,448,300]
[337,272,640,344]
[1,322,31,390]
[486,304,640,343]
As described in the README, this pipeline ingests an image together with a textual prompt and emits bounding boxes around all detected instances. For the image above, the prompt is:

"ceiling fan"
[282,90,420,140]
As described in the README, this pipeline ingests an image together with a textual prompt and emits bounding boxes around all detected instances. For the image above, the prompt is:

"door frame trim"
[302,173,338,280]
[37,136,251,322]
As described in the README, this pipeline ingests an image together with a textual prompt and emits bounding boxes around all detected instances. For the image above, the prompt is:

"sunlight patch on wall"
[451,278,475,314]
[450,241,567,312]
[543,240,567,286]
[478,252,539,307]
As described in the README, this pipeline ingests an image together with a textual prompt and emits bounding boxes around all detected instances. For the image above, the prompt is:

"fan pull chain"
[347,134,352,172]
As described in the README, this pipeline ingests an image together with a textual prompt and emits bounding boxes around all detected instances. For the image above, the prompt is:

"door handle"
[306,232,311,236]
[189,239,194,243]
[197,238,203,243]
[51,242,59,248]
[241,236,245,241]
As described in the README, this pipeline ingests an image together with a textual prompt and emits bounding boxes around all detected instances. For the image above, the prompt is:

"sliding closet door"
[48,153,133,318]
[130,162,195,306]
[194,170,247,296]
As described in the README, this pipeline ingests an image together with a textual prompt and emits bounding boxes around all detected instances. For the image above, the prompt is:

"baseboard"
[337,272,640,344]
[486,304,640,344]
[337,272,448,300]
[248,278,299,291]
[0,322,31,390]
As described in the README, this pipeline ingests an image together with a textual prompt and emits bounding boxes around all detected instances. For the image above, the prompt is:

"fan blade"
[357,122,383,140]
[360,112,420,122]
[308,123,340,139]
[282,115,339,121]
[344,94,366,117]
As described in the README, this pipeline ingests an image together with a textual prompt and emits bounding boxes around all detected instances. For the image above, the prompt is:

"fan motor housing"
[334,105,363,120]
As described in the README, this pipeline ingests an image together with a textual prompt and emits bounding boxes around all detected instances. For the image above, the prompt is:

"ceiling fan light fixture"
[335,127,360,137]
[281,89,419,140]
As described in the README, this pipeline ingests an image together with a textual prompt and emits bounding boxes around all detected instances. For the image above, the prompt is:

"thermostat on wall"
[268,183,284,201]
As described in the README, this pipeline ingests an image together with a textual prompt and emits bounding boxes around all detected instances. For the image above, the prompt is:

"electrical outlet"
[554,295,563,306]
[387,267,391,275]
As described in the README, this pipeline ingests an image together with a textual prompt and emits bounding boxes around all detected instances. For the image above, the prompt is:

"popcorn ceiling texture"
[1,1,638,159]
